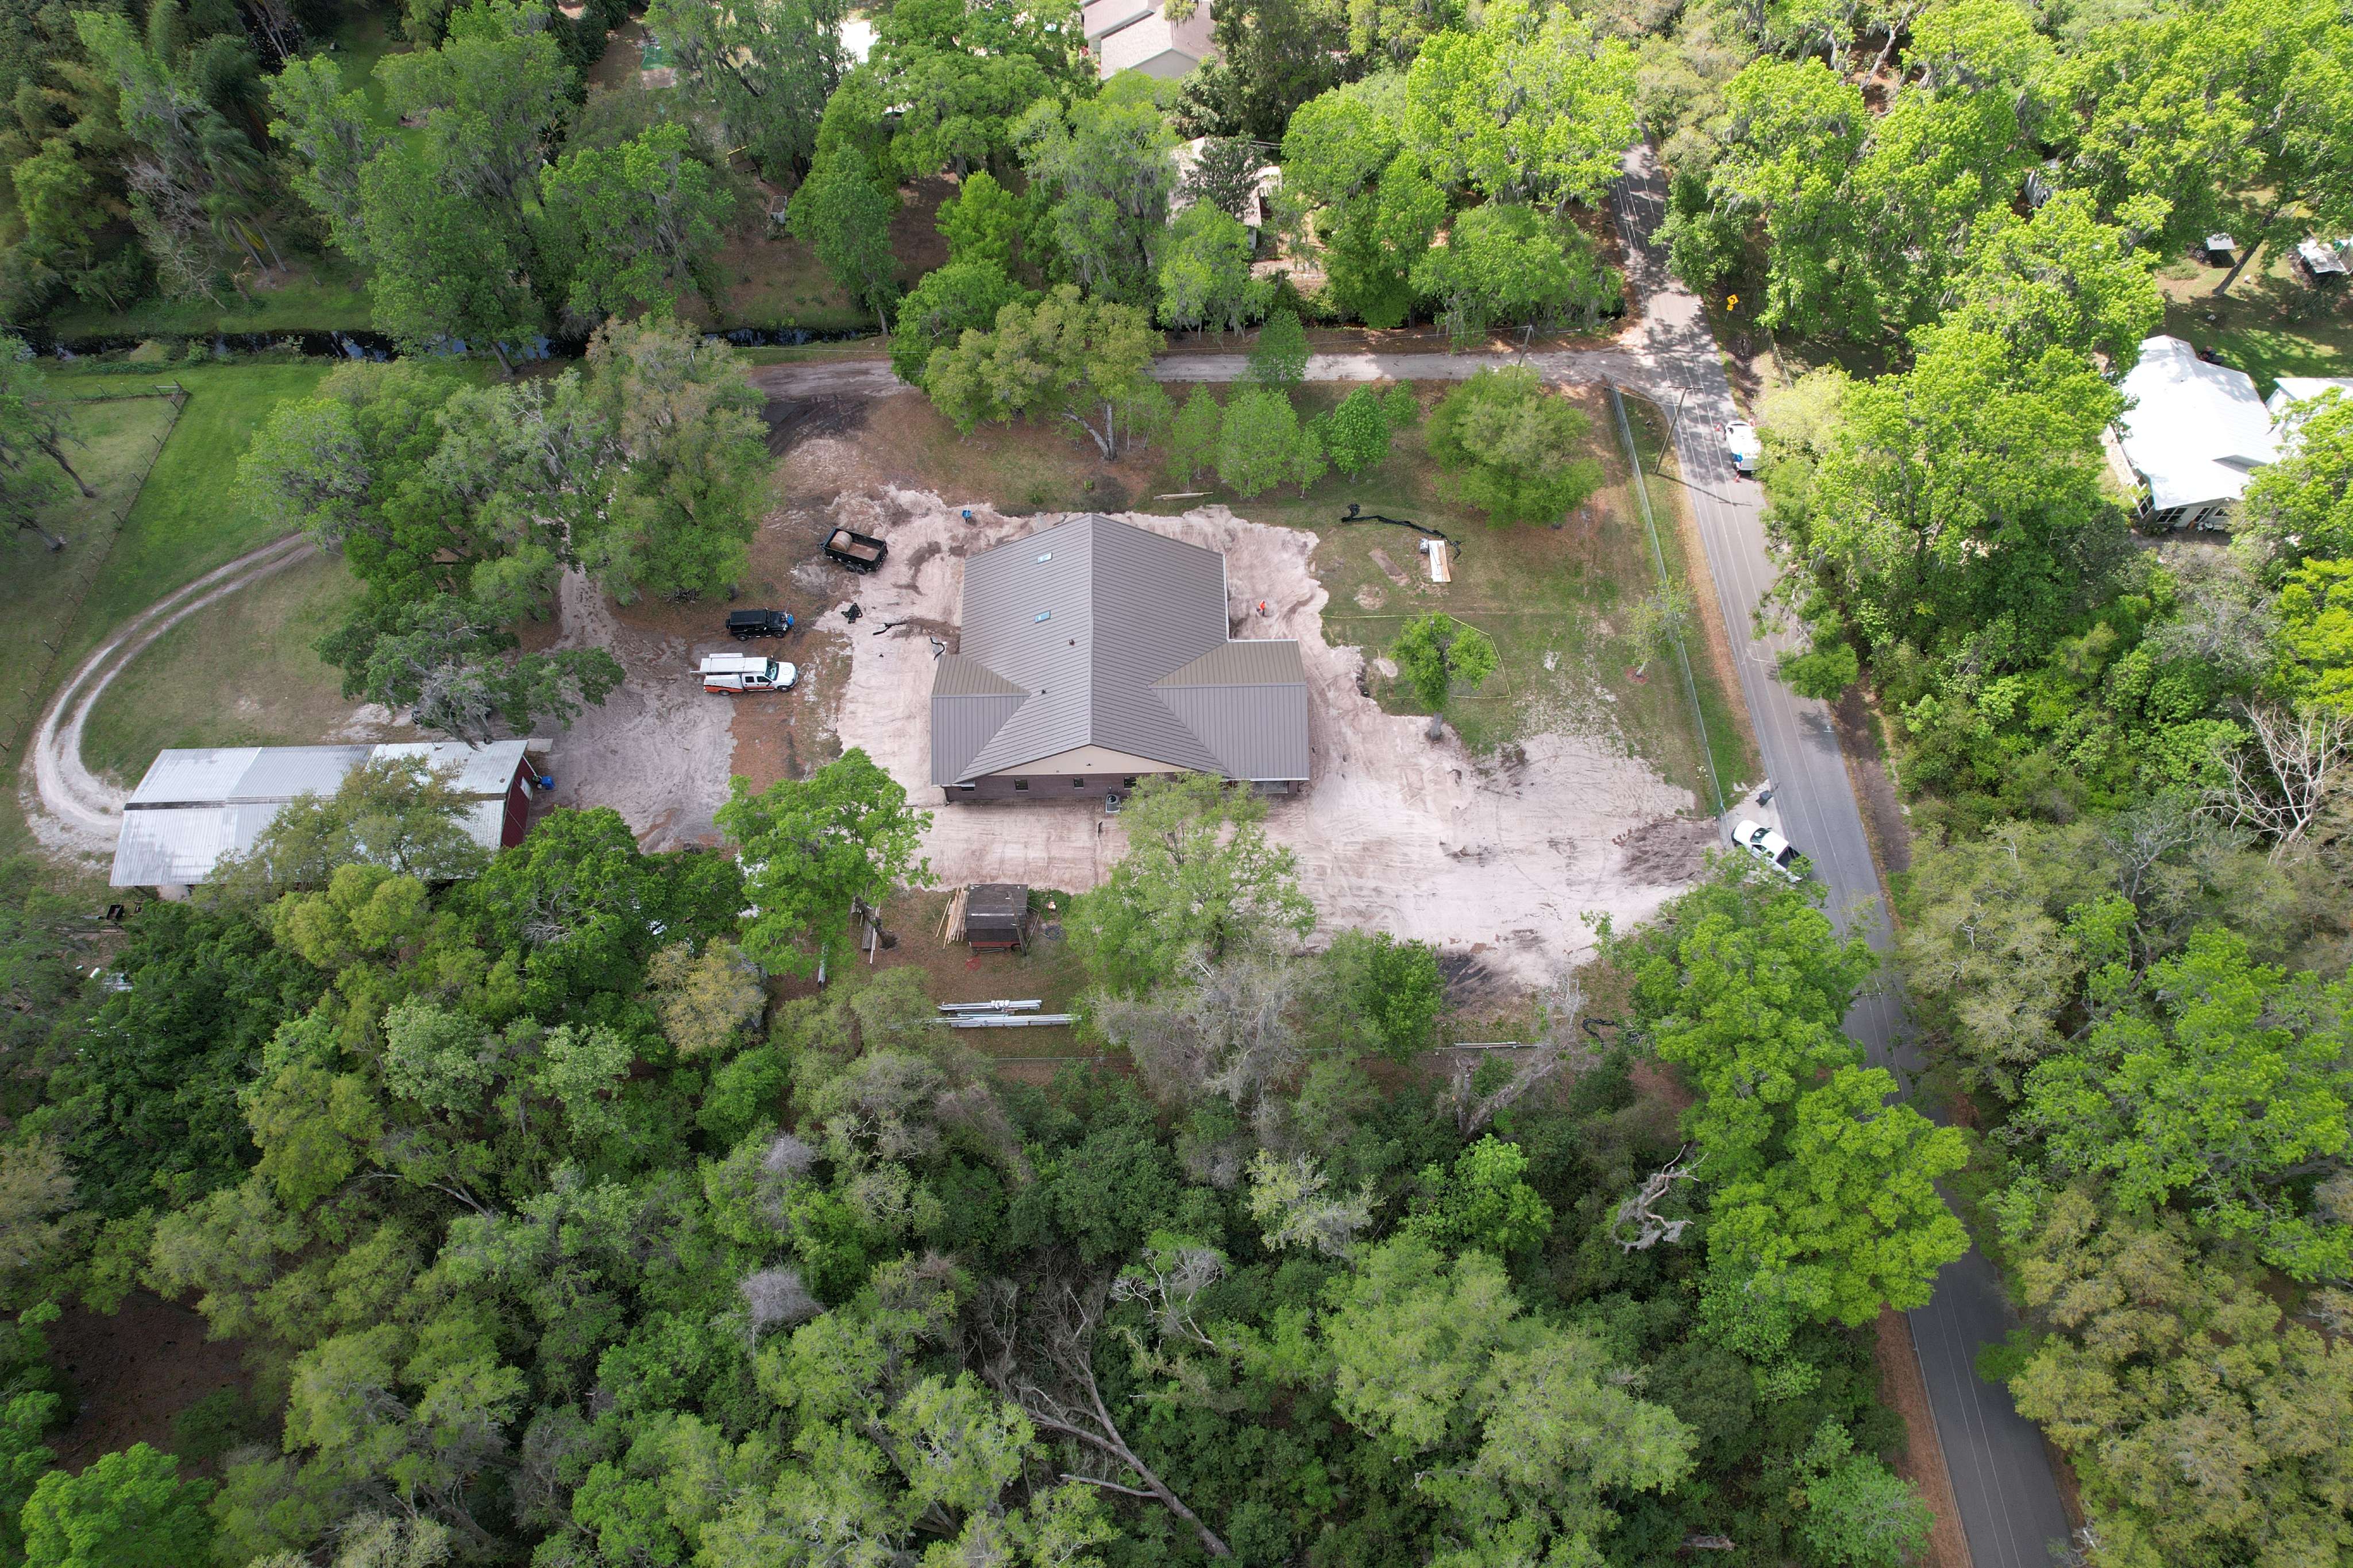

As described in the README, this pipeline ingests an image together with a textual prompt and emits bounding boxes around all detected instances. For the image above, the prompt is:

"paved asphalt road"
[748,162,2077,1564]
[1607,146,2074,1568]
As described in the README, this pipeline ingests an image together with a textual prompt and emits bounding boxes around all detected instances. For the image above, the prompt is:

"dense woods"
[3,0,2351,1560]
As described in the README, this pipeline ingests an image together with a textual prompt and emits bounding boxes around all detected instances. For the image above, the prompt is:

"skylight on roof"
[1035,610,1051,623]
[1036,551,1052,562]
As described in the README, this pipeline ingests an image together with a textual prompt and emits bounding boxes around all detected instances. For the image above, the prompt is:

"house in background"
[1082,0,1213,79]
[2109,335,2276,529]
[1171,136,1283,241]
[2266,376,2353,424]
[111,739,537,897]
[931,514,1309,801]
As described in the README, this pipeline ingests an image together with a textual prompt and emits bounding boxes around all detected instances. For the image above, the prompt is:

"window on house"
[1122,777,1137,789]
[1072,778,1086,787]
[1013,779,1029,791]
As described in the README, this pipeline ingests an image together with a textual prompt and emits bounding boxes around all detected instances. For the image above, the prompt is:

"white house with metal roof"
[2266,376,2353,424]
[932,515,1309,801]
[111,739,537,894]
[2111,335,2277,530]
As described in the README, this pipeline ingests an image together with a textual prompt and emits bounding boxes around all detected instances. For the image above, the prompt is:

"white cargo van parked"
[700,654,797,693]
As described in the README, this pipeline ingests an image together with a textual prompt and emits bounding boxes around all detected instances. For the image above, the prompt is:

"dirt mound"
[1615,814,1721,886]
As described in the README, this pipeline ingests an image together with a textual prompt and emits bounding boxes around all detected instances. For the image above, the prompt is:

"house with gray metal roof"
[111,739,537,894]
[932,515,1309,801]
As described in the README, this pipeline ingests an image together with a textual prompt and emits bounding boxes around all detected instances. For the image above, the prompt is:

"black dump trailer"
[824,527,888,573]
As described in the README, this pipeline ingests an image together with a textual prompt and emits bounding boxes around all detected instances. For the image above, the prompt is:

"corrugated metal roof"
[1157,683,1311,781]
[111,740,530,887]
[932,654,1026,697]
[932,692,1031,785]
[111,803,284,886]
[372,740,531,796]
[126,745,368,806]
[932,515,1309,786]
[1156,639,1305,688]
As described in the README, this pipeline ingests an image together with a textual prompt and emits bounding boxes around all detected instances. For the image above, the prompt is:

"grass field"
[2158,244,2353,392]
[0,396,183,756]
[0,365,333,865]
[79,551,391,789]
[1154,383,1753,808]
[42,364,337,675]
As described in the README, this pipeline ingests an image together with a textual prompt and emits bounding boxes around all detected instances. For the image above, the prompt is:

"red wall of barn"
[502,762,531,847]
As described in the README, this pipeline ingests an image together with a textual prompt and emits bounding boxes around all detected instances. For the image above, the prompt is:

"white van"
[1726,420,1763,476]
[700,654,797,693]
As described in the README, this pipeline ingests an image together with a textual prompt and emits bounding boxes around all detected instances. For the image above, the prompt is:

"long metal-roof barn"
[931,515,1310,801]
[111,739,536,892]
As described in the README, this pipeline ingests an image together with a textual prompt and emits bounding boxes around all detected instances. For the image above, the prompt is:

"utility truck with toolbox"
[699,654,797,694]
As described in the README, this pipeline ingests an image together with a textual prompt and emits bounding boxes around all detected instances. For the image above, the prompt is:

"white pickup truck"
[1734,817,1803,882]
[700,654,797,694]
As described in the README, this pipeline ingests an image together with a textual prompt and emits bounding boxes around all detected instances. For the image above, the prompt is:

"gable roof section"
[931,515,1309,785]
[2116,335,2276,512]
[1154,640,1310,782]
[931,655,1030,785]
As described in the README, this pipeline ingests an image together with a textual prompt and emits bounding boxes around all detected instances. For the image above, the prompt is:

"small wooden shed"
[966,883,1028,951]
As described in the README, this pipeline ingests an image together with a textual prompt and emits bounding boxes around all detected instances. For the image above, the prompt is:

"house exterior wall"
[950,770,1302,801]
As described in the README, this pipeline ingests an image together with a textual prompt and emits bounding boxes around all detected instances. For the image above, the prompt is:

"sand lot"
[545,567,742,851]
[815,481,1711,989]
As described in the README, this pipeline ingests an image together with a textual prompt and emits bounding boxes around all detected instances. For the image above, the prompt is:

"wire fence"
[1606,382,1726,817]
[1,384,187,759]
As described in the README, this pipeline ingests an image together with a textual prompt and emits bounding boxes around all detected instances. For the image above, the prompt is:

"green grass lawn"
[2159,244,2353,392]
[43,257,376,341]
[0,396,183,755]
[1149,384,1754,809]
[42,363,338,675]
[0,366,333,863]
[79,551,397,788]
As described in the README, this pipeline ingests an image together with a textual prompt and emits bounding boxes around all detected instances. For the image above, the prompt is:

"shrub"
[1217,387,1300,498]
[1426,366,1603,523]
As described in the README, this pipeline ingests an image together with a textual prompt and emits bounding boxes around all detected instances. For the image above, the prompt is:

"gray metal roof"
[930,515,1310,786]
[1156,639,1311,781]
[112,740,530,887]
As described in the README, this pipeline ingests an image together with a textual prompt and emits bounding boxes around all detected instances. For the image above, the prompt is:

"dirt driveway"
[812,479,1709,990]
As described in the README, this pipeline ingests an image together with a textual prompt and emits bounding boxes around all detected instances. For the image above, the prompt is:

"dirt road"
[745,346,1663,402]
[23,533,317,863]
